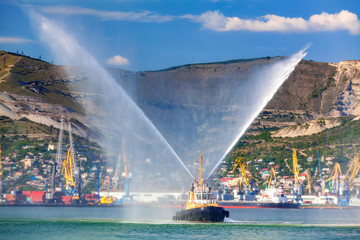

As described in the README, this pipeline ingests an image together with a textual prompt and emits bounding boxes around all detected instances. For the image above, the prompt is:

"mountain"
[1,50,360,190]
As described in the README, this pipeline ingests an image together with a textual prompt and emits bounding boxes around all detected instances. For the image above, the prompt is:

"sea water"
[1,207,360,239]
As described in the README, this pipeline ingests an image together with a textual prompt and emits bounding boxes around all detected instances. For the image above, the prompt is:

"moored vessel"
[218,185,300,209]
[173,152,229,222]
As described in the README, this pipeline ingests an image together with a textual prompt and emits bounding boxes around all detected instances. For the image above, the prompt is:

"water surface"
[1,207,359,239]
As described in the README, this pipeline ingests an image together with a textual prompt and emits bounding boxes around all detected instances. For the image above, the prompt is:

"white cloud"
[40,6,174,22]
[39,6,360,35]
[106,55,130,66]
[192,10,360,34]
[0,37,33,44]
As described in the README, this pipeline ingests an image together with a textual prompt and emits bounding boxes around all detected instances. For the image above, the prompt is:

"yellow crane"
[61,148,76,195]
[263,167,276,189]
[306,168,312,194]
[232,157,257,192]
[326,162,342,191]
[342,155,360,188]
[293,149,299,189]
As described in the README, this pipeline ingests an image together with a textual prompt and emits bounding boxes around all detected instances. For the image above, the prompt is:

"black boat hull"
[173,206,229,222]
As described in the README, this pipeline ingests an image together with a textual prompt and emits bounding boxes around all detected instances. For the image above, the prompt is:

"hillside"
[1,50,360,192]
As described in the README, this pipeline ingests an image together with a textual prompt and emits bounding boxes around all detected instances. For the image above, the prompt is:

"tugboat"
[173,152,229,222]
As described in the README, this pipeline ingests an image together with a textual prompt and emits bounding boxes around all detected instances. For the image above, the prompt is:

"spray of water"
[206,46,309,178]
[29,8,309,191]
[29,10,194,183]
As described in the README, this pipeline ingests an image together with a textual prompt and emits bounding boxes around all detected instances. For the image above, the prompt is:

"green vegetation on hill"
[0,116,105,193]
[153,56,278,72]
[0,51,84,113]
[222,117,360,186]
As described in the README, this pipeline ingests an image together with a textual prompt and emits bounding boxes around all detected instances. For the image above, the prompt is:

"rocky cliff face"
[267,60,360,137]
[0,51,94,139]
[1,50,360,142]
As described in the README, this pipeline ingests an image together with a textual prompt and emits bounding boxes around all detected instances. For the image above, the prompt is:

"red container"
[32,191,45,196]
[61,196,72,204]
[31,194,45,203]
[85,194,96,200]
[6,194,15,201]
[22,191,32,197]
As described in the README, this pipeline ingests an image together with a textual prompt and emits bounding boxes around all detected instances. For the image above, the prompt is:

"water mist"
[207,46,309,178]
[30,9,308,196]
[29,10,194,196]
[128,46,309,180]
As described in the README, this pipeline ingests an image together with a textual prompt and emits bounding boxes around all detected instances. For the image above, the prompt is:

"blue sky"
[0,0,359,71]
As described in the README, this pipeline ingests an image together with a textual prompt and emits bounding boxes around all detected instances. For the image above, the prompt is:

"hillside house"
[48,144,55,151]
[220,177,239,188]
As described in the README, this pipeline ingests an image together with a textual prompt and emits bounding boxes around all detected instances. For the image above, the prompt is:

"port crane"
[342,155,360,189]
[326,162,342,192]
[52,117,79,199]
[263,167,276,189]
[61,148,76,195]
[292,149,302,203]
[68,120,78,184]
[112,153,122,190]
[326,162,342,205]
[317,151,326,191]
[306,168,312,194]
[121,138,132,202]
[232,157,257,194]
[339,155,360,206]
[52,117,65,192]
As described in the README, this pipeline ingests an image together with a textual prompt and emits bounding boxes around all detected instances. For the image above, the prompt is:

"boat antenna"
[199,151,203,185]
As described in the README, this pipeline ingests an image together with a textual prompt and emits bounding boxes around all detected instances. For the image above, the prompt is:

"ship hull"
[173,206,229,222]
[218,201,300,209]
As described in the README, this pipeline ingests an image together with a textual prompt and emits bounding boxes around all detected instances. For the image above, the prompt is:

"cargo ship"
[173,152,229,222]
[218,185,300,209]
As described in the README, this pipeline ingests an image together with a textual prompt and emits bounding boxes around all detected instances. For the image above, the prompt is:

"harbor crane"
[306,168,312,194]
[339,155,360,206]
[263,167,276,189]
[326,163,342,192]
[52,117,79,198]
[112,153,122,190]
[232,157,257,194]
[292,149,302,203]
[342,155,360,189]
[121,138,132,202]
[68,120,78,183]
[326,162,342,205]
[61,148,76,195]
[317,151,326,191]
[52,117,65,192]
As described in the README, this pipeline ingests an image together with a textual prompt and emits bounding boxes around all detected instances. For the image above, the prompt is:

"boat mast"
[199,151,203,186]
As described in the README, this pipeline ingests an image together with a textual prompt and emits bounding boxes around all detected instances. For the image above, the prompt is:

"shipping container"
[22,191,32,197]
[6,194,15,201]
[61,196,72,204]
[32,191,45,196]
[31,194,44,203]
